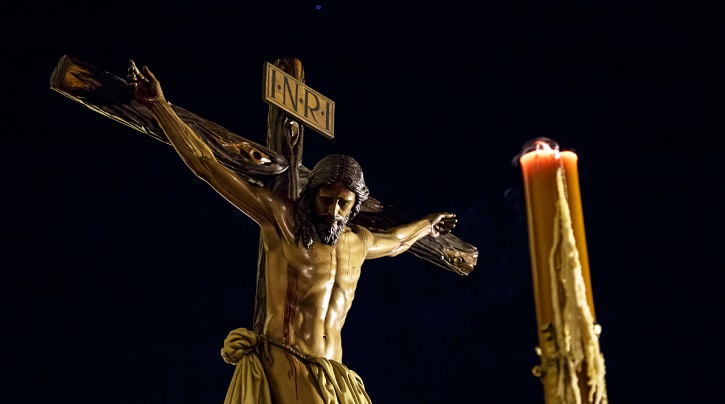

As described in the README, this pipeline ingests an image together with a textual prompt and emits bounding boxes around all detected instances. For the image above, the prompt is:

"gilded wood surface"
[50,55,478,276]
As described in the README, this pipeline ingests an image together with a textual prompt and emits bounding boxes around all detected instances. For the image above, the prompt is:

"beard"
[314,213,349,246]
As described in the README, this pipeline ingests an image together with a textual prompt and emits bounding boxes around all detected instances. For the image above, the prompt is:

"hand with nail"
[127,60,165,106]
[426,212,457,237]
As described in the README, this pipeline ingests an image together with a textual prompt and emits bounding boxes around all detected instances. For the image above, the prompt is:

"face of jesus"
[313,181,356,245]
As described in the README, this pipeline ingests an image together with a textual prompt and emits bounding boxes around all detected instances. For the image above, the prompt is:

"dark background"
[5,1,722,402]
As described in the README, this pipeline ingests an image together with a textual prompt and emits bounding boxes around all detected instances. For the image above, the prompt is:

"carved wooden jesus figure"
[128,61,457,403]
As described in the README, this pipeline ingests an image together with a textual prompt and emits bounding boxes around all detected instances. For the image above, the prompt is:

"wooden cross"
[49,55,479,331]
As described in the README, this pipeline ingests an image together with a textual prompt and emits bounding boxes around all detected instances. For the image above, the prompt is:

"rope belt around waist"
[221,327,317,366]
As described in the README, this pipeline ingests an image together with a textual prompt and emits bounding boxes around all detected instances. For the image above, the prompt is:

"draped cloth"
[221,328,371,404]
[299,355,371,404]
[222,328,272,404]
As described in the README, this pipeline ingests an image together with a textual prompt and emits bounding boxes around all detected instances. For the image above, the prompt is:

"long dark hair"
[294,154,370,248]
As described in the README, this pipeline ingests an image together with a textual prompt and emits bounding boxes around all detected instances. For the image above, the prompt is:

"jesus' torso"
[260,208,371,362]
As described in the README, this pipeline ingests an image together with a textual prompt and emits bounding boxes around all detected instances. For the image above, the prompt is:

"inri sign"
[263,62,335,139]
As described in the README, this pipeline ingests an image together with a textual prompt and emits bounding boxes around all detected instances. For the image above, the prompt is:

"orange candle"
[518,138,606,404]
[520,146,595,324]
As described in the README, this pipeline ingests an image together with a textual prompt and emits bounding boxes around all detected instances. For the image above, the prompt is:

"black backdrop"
[5,1,722,402]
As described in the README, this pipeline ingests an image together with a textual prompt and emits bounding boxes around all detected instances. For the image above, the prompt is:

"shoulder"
[347,223,368,234]
[347,223,374,243]
[254,190,296,228]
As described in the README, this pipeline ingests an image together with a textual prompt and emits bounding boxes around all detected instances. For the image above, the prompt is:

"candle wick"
[512,137,560,166]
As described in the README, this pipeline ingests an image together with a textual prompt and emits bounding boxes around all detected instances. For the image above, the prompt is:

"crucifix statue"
[50,55,478,403]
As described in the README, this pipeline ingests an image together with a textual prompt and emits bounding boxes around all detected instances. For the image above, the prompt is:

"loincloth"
[221,328,371,404]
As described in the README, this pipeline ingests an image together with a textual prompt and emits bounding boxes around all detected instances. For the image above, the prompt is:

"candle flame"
[512,137,560,166]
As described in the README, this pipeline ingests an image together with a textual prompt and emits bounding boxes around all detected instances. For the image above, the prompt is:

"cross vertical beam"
[252,57,307,334]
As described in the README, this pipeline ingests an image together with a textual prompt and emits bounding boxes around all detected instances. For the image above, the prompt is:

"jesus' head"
[295,154,370,248]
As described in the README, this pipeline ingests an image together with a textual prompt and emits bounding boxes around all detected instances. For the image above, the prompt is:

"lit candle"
[518,138,607,404]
